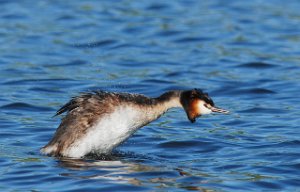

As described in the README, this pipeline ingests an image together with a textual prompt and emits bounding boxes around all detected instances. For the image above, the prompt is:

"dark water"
[1,0,300,191]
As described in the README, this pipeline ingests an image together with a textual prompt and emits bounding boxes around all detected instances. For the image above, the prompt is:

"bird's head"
[180,89,229,123]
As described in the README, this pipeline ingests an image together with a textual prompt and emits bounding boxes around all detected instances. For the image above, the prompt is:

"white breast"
[64,106,147,158]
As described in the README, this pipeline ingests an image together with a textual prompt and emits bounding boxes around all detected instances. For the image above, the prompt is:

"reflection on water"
[57,155,216,192]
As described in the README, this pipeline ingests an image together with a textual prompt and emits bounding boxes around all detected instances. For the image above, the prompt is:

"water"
[1,0,300,191]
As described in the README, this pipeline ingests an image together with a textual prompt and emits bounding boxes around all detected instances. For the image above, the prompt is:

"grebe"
[41,89,229,158]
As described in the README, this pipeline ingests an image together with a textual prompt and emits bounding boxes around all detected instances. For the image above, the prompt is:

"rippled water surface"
[1,1,300,191]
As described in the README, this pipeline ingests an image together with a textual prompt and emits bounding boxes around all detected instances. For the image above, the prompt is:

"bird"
[41,89,229,158]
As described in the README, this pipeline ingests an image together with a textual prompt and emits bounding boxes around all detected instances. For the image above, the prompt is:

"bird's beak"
[211,106,229,114]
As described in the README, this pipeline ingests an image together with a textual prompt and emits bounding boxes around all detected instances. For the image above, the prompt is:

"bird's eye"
[204,104,210,109]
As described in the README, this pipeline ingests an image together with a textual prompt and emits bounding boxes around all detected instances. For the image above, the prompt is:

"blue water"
[1,0,300,191]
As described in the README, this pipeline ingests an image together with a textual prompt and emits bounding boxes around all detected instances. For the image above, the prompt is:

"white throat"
[197,101,212,115]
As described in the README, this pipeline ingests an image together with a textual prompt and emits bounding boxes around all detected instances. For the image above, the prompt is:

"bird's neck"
[155,90,182,111]
[139,91,182,124]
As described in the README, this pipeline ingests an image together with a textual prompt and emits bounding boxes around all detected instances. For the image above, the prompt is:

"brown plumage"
[41,89,228,158]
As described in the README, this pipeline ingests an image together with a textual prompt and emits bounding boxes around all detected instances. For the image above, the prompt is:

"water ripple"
[72,40,118,48]
[173,36,215,43]
[0,102,53,112]
[236,62,279,69]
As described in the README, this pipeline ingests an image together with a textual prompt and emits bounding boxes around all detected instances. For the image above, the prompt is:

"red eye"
[204,104,210,109]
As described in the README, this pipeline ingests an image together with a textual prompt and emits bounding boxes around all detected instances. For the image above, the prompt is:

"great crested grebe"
[41,89,229,158]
